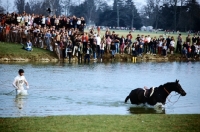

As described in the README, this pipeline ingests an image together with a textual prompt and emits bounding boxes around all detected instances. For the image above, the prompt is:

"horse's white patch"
[153,102,165,113]
[150,87,154,97]
[154,102,164,109]
[17,90,28,95]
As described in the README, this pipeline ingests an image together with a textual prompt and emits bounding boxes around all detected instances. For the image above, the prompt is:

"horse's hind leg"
[125,96,130,103]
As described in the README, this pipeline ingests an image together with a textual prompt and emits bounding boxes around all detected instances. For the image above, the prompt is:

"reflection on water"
[13,95,28,117]
[15,95,25,109]
[128,107,165,114]
[0,61,200,117]
[15,96,23,109]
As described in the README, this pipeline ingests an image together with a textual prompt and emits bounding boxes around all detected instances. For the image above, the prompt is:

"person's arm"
[12,77,18,89]
[24,77,29,89]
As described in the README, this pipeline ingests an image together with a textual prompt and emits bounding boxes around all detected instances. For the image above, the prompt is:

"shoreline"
[1,42,199,63]
[0,53,199,63]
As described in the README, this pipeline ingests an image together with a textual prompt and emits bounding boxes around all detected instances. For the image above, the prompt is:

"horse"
[124,80,186,106]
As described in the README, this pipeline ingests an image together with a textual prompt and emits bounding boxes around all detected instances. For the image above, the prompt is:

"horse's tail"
[125,95,130,103]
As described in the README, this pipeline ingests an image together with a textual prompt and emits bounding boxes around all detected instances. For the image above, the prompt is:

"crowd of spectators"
[0,12,200,63]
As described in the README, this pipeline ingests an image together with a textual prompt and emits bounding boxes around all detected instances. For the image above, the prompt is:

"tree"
[15,0,25,14]
[124,0,142,29]
[169,0,179,31]
[40,0,51,16]
[0,0,5,13]
[141,0,156,27]
[25,2,32,14]
[30,1,43,15]
[52,0,62,16]
[70,0,97,25]
[4,0,11,13]
[84,0,96,24]
[61,0,71,16]
[159,4,174,30]
[184,0,200,31]
[94,1,110,26]
[113,0,124,27]
[94,0,142,28]
[153,0,161,29]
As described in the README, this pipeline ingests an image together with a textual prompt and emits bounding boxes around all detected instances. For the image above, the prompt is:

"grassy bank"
[0,42,57,61]
[0,41,194,62]
[0,115,199,132]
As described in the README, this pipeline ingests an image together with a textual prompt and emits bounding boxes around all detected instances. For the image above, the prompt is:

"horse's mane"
[157,82,175,89]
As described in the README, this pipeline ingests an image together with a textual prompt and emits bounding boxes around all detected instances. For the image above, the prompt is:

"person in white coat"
[13,69,29,95]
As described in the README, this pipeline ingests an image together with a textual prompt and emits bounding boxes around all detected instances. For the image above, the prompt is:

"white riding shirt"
[13,75,28,90]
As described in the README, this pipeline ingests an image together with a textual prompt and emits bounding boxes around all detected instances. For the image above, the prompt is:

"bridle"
[164,87,170,95]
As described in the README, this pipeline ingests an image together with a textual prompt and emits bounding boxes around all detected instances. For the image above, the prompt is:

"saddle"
[143,87,155,98]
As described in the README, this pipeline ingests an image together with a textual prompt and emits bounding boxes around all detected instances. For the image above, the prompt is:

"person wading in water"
[12,69,29,95]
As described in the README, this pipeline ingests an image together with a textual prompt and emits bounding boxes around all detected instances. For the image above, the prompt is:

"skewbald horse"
[125,80,186,106]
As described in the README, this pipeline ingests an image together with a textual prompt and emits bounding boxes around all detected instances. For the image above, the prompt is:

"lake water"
[0,61,200,117]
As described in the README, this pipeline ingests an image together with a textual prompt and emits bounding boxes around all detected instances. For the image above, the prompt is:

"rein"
[166,94,181,106]
[164,87,181,105]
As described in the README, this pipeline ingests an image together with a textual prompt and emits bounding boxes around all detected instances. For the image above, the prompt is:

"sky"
[1,0,200,13]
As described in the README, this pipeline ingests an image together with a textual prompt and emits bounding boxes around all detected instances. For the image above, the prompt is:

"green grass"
[0,115,199,132]
[0,42,57,60]
[89,29,188,42]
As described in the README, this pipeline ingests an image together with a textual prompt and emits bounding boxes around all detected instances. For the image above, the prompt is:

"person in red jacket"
[82,32,88,53]
[97,26,100,35]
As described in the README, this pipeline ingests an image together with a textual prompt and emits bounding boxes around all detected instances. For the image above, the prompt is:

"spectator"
[126,31,132,40]
[92,36,97,60]
[191,43,196,58]
[187,43,191,58]
[106,36,112,53]
[23,39,33,51]
[170,38,175,54]
[67,41,73,63]
[78,42,83,63]
[124,36,132,54]
[100,40,105,60]
[115,34,120,54]
[84,44,93,63]
[96,34,101,58]
[166,36,171,52]
[45,30,52,51]
[131,42,137,57]
[120,35,125,54]
[82,32,88,53]
[111,41,116,59]
[97,26,100,35]
[158,38,163,55]
[138,39,143,56]
[176,34,182,53]
[162,42,167,56]
[182,47,188,59]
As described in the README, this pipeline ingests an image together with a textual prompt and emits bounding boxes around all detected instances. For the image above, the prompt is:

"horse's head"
[174,80,186,96]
